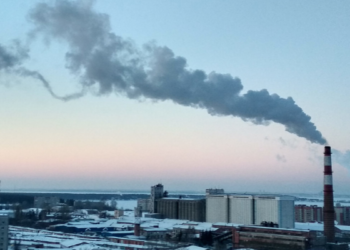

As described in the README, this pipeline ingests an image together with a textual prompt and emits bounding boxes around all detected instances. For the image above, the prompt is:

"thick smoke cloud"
[0,0,327,144]
[26,0,327,144]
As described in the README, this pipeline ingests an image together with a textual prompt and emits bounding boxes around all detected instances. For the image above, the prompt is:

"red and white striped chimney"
[323,146,335,242]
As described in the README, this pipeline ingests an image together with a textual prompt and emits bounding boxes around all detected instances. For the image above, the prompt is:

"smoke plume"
[4,0,328,144]
[0,41,28,70]
[0,41,84,101]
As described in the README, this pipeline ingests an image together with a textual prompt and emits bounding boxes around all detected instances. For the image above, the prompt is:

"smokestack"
[323,146,335,242]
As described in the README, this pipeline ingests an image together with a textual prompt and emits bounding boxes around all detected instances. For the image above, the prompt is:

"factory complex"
[136,185,295,229]
[1,146,349,250]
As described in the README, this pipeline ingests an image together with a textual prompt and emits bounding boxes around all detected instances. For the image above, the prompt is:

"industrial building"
[229,194,254,225]
[206,192,295,228]
[136,184,206,222]
[205,193,229,223]
[156,198,206,222]
[232,225,326,250]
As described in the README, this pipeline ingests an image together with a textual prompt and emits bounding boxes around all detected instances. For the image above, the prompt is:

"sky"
[0,0,350,194]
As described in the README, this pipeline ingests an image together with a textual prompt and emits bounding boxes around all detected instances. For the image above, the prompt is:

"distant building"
[0,214,8,250]
[295,203,350,226]
[295,205,323,223]
[205,188,224,195]
[114,209,124,218]
[150,184,164,213]
[135,184,163,216]
[178,199,206,222]
[334,203,350,225]
[157,198,179,219]
[232,225,326,250]
[136,184,205,222]
[156,198,206,222]
[136,199,150,214]
[254,195,294,228]
[206,191,295,228]
[34,196,60,208]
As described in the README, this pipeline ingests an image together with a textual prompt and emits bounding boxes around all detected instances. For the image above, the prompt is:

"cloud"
[279,137,297,148]
[276,154,287,163]
[332,149,350,169]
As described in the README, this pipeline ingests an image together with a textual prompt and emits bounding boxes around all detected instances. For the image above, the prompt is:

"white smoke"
[0,0,327,145]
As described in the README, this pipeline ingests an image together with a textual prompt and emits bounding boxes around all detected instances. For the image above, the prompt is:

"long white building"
[206,192,295,228]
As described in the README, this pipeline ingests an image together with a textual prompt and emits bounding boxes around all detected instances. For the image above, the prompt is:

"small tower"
[149,183,163,213]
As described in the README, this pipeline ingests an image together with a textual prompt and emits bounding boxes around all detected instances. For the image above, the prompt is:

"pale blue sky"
[0,0,349,193]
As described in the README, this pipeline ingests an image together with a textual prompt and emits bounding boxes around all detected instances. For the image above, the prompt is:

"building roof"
[180,246,208,250]
[60,239,88,248]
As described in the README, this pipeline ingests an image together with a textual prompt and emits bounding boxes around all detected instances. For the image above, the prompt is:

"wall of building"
[157,199,179,219]
[178,199,205,222]
[137,199,150,212]
[156,198,206,222]
[334,204,350,225]
[206,194,295,228]
[206,195,229,223]
[254,196,279,226]
[229,195,254,224]
[278,198,295,228]
[150,184,163,213]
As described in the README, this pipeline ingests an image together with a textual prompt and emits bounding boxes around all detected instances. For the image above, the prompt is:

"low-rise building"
[232,225,326,250]
[0,214,8,250]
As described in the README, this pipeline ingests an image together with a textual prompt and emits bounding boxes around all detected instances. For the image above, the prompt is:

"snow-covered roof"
[143,228,168,232]
[179,246,208,250]
[60,239,89,248]
[335,225,350,232]
[295,222,322,231]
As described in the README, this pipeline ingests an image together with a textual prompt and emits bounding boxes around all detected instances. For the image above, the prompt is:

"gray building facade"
[0,215,8,250]
[156,198,206,222]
